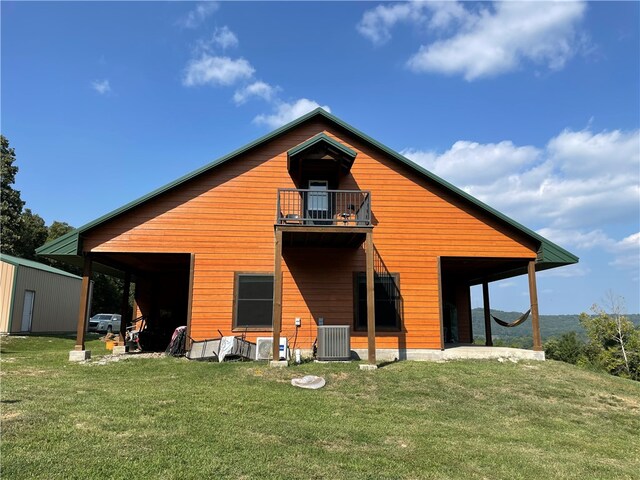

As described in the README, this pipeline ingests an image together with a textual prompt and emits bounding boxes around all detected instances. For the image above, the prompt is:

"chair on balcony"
[283,213,302,225]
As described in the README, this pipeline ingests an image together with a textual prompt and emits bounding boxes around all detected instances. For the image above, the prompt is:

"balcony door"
[307,180,331,224]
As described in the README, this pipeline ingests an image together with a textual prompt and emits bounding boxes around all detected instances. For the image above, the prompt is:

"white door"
[21,290,35,332]
[307,180,329,222]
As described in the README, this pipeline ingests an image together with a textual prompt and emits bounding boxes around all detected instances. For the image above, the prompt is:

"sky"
[2,1,639,315]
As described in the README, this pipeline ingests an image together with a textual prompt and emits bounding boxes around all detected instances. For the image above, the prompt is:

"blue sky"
[2,1,639,314]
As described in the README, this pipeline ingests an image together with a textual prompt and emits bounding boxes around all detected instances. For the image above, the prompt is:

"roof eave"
[288,132,357,159]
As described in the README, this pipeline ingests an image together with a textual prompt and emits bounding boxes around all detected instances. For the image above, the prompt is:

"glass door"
[307,180,329,224]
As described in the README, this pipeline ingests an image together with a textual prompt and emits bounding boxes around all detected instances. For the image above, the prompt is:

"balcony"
[276,189,372,247]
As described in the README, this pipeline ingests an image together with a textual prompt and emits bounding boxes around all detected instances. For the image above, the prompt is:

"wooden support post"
[185,254,195,350]
[437,257,445,350]
[528,261,542,351]
[482,281,493,347]
[365,231,376,365]
[131,297,138,322]
[75,256,93,351]
[119,272,131,343]
[272,229,283,361]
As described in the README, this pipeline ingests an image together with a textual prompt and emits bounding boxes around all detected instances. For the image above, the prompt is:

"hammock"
[491,309,531,328]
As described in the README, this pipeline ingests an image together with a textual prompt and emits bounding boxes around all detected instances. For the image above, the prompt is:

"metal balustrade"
[276,189,371,226]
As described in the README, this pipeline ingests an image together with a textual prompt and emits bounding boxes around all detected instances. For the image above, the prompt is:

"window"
[234,274,274,329]
[354,273,402,331]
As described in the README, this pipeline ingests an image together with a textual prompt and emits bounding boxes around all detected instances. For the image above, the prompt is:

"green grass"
[1,336,639,479]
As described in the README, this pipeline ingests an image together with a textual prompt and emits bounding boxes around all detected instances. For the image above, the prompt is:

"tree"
[14,209,48,260]
[580,293,640,381]
[47,221,74,243]
[544,331,585,364]
[1,135,25,254]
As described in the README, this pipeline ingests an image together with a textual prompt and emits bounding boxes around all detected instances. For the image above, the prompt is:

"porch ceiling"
[87,252,191,280]
[441,257,532,285]
[278,225,371,248]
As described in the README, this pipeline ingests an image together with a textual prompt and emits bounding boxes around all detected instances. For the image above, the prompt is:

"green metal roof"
[288,132,357,159]
[36,107,578,269]
[0,253,81,280]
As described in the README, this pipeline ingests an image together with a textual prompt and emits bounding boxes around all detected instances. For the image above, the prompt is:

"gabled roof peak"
[287,132,357,177]
[37,107,577,269]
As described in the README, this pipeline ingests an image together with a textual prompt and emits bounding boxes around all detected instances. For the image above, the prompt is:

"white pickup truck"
[88,313,122,334]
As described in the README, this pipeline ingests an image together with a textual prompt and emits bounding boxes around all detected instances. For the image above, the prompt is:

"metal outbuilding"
[0,253,82,334]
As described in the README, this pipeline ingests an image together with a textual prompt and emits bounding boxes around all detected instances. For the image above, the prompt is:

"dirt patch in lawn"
[81,352,165,366]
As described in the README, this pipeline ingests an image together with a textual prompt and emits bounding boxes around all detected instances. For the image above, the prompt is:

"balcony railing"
[277,189,371,226]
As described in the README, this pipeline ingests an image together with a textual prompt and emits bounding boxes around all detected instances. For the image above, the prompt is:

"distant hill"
[470,308,640,343]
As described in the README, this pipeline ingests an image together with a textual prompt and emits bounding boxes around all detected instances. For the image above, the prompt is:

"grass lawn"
[1,336,639,479]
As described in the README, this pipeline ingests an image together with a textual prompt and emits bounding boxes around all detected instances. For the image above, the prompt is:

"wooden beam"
[365,231,376,365]
[276,225,373,235]
[119,271,131,343]
[466,283,473,342]
[75,256,93,351]
[272,229,283,361]
[482,281,493,347]
[437,257,445,350]
[528,261,542,351]
[185,254,195,350]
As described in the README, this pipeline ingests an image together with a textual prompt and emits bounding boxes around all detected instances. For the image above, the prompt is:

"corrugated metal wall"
[11,266,81,333]
[0,261,16,333]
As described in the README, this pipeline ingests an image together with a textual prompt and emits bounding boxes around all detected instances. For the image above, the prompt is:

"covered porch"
[439,256,543,353]
[66,252,193,356]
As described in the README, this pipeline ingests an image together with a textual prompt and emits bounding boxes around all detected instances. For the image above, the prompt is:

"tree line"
[545,295,640,381]
[1,135,122,314]
[471,299,639,381]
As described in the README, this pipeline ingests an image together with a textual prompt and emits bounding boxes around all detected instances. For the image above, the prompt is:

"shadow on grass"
[377,358,400,369]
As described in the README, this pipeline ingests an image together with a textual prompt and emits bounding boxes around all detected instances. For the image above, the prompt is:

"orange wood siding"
[82,119,537,349]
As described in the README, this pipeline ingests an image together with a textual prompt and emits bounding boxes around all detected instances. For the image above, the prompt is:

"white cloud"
[233,81,279,105]
[407,2,587,80]
[358,1,587,80]
[211,26,238,50]
[253,99,331,129]
[357,1,470,45]
[178,2,219,29]
[403,127,640,270]
[405,127,639,232]
[183,55,254,87]
[547,128,639,177]
[197,26,239,53]
[536,228,612,251]
[91,79,111,95]
[357,1,430,45]
[539,228,639,272]
[426,1,471,31]
[538,263,591,278]
[609,232,640,270]
[402,140,539,186]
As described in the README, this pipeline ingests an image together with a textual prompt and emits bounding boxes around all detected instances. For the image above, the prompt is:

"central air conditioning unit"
[255,337,288,361]
[317,325,351,361]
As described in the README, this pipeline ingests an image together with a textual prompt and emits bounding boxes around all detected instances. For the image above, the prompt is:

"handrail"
[276,188,371,226]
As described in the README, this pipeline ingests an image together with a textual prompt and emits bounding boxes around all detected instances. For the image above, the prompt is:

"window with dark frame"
[354,272,402,331]
[234,274,274,329]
